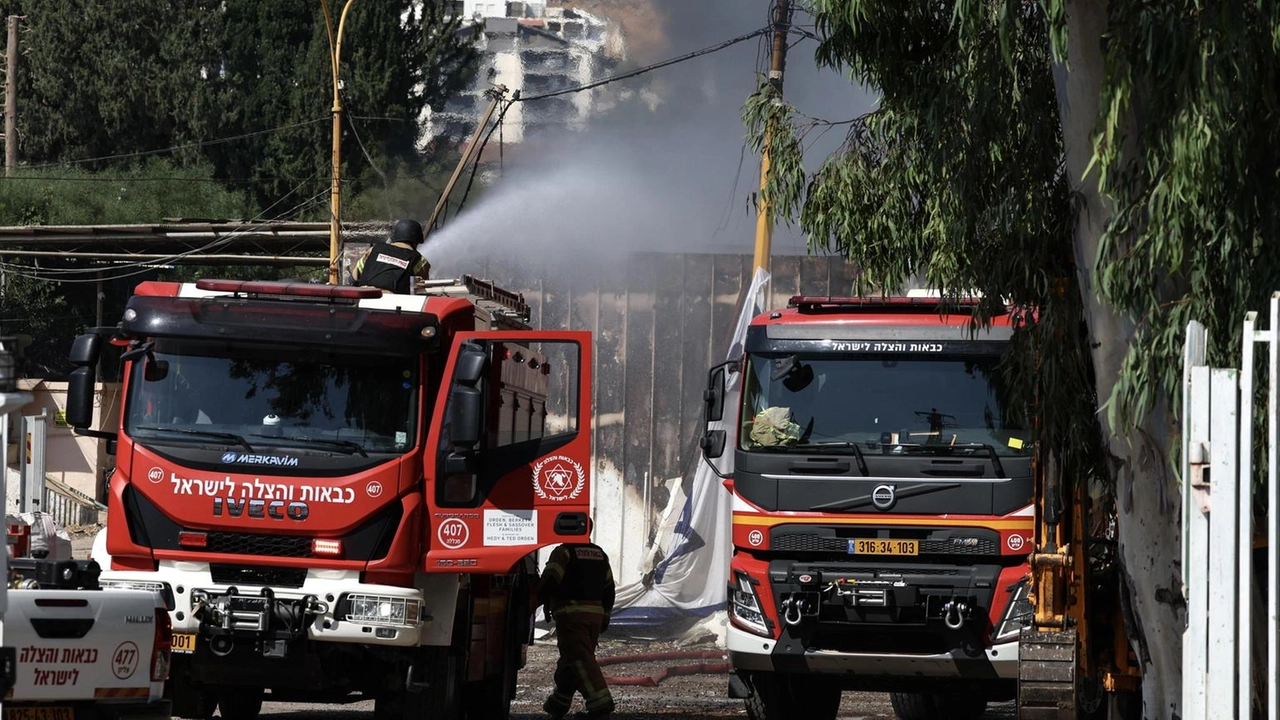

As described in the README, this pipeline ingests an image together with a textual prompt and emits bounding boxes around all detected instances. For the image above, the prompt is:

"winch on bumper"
[727,560,1027,685]
[101,567,433,657]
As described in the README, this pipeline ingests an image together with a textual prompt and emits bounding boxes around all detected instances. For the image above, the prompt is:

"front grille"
[771,533,998,556]
[205,532,312,558]
[790,563,964,578]
[210,564,307,588]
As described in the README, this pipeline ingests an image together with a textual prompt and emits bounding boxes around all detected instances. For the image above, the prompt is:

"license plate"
[5,707,74,720]
[172,632,197,654]
[849,539,918,556]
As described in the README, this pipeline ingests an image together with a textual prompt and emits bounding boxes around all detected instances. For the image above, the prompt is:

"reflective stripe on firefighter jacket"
[352,241,426,294]
[539,542,615,618]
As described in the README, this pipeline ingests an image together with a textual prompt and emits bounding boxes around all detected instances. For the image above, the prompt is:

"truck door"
[424,331,592,573]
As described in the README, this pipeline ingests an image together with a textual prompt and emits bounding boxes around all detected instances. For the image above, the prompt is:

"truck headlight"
[994,577,1033,641]
[340,594,422,628]
[729,572,771,637]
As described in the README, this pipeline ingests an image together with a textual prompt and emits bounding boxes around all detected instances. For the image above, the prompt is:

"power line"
[18,117,329,170]
[339,87,395,222]
[0,173,329,283]
[516,26,772,103]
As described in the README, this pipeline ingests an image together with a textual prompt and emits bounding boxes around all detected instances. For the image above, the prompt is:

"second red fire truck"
[702,293,1035,720]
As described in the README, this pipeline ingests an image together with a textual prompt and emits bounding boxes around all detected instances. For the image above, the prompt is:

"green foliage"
[208,0,478,210]
[0,271,76,377]
[0,160,252,225]
[0,0,477,214]
[743,1,1105,478]
[0,0,224,164]
[1070,0,1280,430]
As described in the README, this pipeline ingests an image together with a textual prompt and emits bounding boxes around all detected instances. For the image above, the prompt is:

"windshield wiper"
[790,441,869,475]
[252,435,368,458]
[133,426,254,452]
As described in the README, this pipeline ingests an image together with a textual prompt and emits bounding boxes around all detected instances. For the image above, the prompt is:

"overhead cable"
[517,26,772,102]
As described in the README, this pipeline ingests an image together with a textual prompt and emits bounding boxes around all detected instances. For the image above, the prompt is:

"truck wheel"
[378,649,461,720]
[165,656,216,720]
[743,673,795,720]
[889,691,986,720]
[216,688,264,720]
[462,645,516,719]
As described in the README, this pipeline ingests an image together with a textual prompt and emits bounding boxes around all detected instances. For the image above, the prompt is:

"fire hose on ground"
[598,650,730,687]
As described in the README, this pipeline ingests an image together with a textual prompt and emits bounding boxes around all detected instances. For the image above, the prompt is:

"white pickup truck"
[3,558,173,720]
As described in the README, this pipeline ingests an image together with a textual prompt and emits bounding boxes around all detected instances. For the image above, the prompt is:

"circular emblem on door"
[533,455,585,502]
[871,484,897,510]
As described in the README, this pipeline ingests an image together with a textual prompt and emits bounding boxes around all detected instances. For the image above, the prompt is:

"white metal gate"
[1181,292,1277,720]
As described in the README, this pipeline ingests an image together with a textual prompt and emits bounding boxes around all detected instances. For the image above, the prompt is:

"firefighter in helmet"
[351,218,431,294]
[536,520,616,719]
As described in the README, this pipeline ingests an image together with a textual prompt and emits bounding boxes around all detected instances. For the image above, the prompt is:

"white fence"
[1181,292,1277,720]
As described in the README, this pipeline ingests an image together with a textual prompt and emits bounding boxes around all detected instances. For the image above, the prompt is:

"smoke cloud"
[424,0,877,277]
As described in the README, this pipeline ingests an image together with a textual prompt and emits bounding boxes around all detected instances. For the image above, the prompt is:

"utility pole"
[4,16,18,176]
[751,0,791,277]
[322,0,358,286]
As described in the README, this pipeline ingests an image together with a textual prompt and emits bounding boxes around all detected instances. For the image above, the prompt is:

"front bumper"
[102,562,459,650]
[727,622,1019,679]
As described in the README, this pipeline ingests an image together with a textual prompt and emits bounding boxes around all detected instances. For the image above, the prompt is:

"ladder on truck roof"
[414,275,532,330]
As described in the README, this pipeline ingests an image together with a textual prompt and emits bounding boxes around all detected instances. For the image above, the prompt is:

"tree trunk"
[1051,1,1185,715]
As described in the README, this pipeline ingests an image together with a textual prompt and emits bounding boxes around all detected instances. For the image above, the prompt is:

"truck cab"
[703,295,1035,720]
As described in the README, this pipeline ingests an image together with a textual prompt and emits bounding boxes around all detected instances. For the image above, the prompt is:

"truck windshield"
[124,340,417,454]
[739,354,1029,456]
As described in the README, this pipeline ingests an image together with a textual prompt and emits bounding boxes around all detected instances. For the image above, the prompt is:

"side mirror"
[143,359,169,382]
[65,332,104,430]
[704,364,727,423]
[455,343,488,387]
[68,333,103,367]
[701,429,726,459]
[65,366,97,429]
[448,386,484,448]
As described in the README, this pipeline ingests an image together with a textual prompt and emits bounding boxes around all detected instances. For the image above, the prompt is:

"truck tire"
[743,673,788,720]
[216,688,264,720]
[377,649,461,720]
[889,691,986,720]
[165,656,216,720]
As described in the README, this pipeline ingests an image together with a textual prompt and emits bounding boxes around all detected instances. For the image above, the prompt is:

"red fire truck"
[701,294,1035,720]
[65,276,593,720]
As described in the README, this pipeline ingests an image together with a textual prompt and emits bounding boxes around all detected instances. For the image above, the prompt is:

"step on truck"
[65,276,594,720]
[701,294,1034,720]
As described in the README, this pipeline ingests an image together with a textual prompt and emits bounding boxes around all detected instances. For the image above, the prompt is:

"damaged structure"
[432,1,628,146]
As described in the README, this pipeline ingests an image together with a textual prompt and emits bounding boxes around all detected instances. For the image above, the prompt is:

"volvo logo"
[871,484,897,510]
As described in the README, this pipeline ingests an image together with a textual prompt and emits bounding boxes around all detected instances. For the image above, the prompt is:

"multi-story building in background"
[430,0,627,147]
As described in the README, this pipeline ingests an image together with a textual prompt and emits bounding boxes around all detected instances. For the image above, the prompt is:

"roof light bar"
[788,295,985,313]
[196,279,383,300]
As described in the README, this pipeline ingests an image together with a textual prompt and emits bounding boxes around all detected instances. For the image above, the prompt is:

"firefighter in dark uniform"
[536,527,616,719]
[351,218,431,294]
